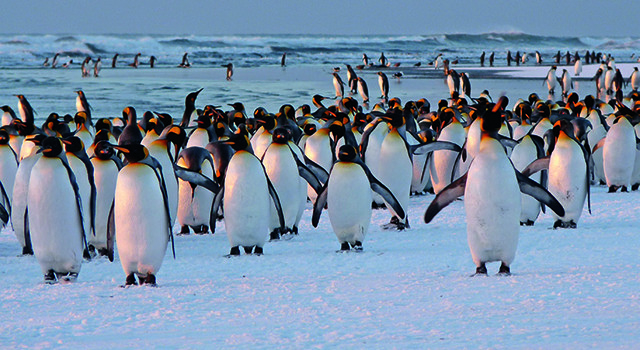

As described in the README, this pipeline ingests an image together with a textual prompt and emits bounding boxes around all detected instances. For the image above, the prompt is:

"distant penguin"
[179,88,203,128]
[223,63,233,80]
[89,141,122,260]
[118,106,143,146]
[81,57,92,77]
[377,72,389,101]
[43,57,50,67]
[176,147,215,234]
[281,52,287,67]
[544,66,558,94]
[93,57,102,77]
[346,64,358,94]
[149,56,157,68]
[112,143,174,286]
[129,53,141,68]
[592,68,604,93]
[631,67,640,91]
[604,66,614,94]
[179,52,190,68]
[459,72,471,98]
[214,128,285,256]
[1,105,18,127]
[332,72,345,98]
[112,53,118,68]
[75,90,92,126]
[51,53,60,68]
[425,107,565,275]
[312,145,405,251]
[357,77,370,103]
[362,53,370,67]
[28,137,89,283]
[574,56,582,76]
[16,94,35,128]
[560,69,573,97]
[535,51,542,64]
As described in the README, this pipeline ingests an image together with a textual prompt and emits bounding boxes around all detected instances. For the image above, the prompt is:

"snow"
[1,185,639,348]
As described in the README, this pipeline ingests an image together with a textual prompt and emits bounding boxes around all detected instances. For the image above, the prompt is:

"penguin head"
[153,112,174,128]
[479,109,502,134]
[303,123,317,136]
[229,102,245,113]
[352,112,368,128]
[253,107,268,120]
[95,118,113,132]
[0,129,9,145]
[553,119,576,140]
[62,136,85,154]
[388,98,402,109]
[380,108,404,128]
[298,104,311,117]
[94,140,115,160]
[38,136,64,158]
[74,112,88,127]
[221,125,252,152]
[272,127,292,144]
[337,145,358,162]
[279,104,296,121]
[146,117,164,134]
[255,114,276,131]
[161,125,187,146]
[196,113,212,129]
[93,129,111,144]
[185,88,203,107]
[112,143,149,163]
[123,106,137,124]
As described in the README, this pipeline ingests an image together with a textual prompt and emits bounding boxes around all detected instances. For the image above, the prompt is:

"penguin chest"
[0,146,17,203]
[177,158,214,226]
[378,131,412,209]
[465,142,520,265]
[223,152,270,246]
[90,159,119,247]
[186,129,210,148]
[431,123,466,194]
[603,120,636,186]
[304,132,332,171]
[263,144,301,228]
[67,155,92,234]
[327,163,372,243]
[11,154,40,247]
[548,138,587,220]
[115,164,168,275]
[148,145,178,223]
[28,157,84,274]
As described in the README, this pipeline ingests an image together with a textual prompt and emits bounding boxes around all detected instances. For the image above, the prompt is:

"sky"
[1,0,638,37]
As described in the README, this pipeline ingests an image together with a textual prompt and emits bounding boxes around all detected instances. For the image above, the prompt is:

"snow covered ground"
[1,184,639,348]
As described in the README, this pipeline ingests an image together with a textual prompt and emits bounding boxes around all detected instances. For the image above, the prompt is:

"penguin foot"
[520,220,535,226]
[21,246,34,256]
[44,270,57,284]
[193,225,209,234]
[97,247,109,257]
[125,273,138,286]
[227,246,241,257]
[632,184,640,191]
[472,264,488,277]
[243,246,253,254]
[381,216,409,231]
[141,274,157,286]
[371,202,386,210]
[292,226,299,235]
[58,272,78,283]
[553,220,577,229]
[269,229,281,241]
[497,263,511,276]
[608,185,619,193]
[621,186,629,193]
[254,246,263,256]
[178,225,190,235]
[351,241,363,252]
[339,242,351,252]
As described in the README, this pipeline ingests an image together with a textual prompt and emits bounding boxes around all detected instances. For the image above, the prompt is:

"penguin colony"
[4,54,640,285]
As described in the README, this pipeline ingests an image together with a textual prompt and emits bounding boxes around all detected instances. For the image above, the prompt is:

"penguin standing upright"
[262,127,322,239]
[179,88,203,128]
[510,133,545,225]
[89,141,122,260]
[377,72,389,102]
[28,137,89,283]
[112,143,174,286]
[312,145,405,251]
[212,127,285,256]
[62,136,96,244]
[544,66,558,94]
[424,106,565,275]
[332,72,345,99]
[223,63,233,81]
[430,108,466,194]
[0,129,17,228]
[630,67,639,91]
[118,107,143,146]
[357,77,370,103]
[599,115,636,192]
[176,147,215,234]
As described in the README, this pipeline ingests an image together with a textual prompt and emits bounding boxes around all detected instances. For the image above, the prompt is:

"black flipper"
[302,153,329,184]
[0,201,8,225]
[58,156,91,260]
[311,184,329,227]
[209,186,225,233]
[591,138,606,154]
[424,172,467,223]
[173,164,220,194]
[363,165,405,220]
[266,176,286,231]
[515,171,565,217]
[23,207,33,254]
[521,156,550,177]
[290,147,322,194]
[0,180,11,219]
[106,201,115,262]
[141,156,175,259]
[410,140,461,155]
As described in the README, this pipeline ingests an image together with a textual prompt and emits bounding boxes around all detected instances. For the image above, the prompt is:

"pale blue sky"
[1,0,635,37]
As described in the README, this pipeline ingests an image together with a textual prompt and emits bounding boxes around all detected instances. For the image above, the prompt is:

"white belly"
[90,158,119,249]
[465,140,520,266]
[0,146,17,211]
[12,154,40,248]
[115,164,169,277]
[67,155,92,237]
[327,163,372,244]
[223,152,270,247]
[263,144,303,231]
[510,136,541,223]
[603,119,636,188]
[548,138,587,222]
[28,157,84,274]
[377,132,411,219]
[177,159,214,227]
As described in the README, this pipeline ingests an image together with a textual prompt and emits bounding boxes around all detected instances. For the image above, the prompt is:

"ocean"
[0,33,638,121]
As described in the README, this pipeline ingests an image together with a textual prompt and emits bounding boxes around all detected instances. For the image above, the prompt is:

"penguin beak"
[111,144,130,154]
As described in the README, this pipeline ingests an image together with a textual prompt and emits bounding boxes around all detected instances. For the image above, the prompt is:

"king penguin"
[89,141,122,260]
[211,127,286,256]
[112,143,174,286]
[28,137,90,283]
[312,145,405,251]
[176,146,216,234]
[597,114,637,192]
[424,105,565,275]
